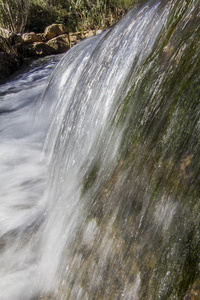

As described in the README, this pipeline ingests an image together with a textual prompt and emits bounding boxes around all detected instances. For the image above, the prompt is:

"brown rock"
[44,24,69,41]
[22,32,42,44]
[46,34,70,54]
[85,30,95,38]
[36,33,46,42]
[12,34,23,46]
[20,42,54,57]
[95,29,103,35]
[69,34,78,46]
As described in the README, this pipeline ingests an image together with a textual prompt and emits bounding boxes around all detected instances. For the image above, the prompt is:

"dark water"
[0,0,199,299]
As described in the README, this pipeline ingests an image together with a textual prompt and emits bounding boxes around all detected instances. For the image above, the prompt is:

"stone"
[44,24,69,41]
[36,33,46,42]
[46,34,70,54]
[12,34,23,46]
[22,32,42,44]
[69,33,78,46]
[20,42,54,57]
[85,30,95,38]
[96,29,103,35]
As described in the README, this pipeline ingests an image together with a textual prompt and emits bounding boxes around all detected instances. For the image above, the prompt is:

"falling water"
[0,0,199,299]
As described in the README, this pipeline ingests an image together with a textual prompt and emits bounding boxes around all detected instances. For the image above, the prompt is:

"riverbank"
[0,24,103,82]
[0,1,150,82]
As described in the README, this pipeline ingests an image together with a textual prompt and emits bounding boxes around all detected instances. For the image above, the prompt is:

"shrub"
[0,0,30,33]
[0,0,141,34]
[26,0,56,33]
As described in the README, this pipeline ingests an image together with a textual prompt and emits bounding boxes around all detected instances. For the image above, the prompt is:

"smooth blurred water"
[0,55,63,299]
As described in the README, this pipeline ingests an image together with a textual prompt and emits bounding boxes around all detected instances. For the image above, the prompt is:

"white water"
[0,1,171,299]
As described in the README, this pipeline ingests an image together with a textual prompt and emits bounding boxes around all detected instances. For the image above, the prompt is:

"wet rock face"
[51,1,200,299]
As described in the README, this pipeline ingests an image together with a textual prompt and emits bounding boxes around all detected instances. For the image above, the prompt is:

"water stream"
[0,0,199,299]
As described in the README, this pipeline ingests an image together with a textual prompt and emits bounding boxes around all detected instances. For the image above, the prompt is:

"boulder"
[44,24,69,41]
[36,33,46,42]
[69,33,78,47]
[46,34,70,54]
[20,42,54,57]
[22,32,42,44]
[12,34,23,46]
[85,30,95,38]
[69,30,100,46]
[95,29,103,35]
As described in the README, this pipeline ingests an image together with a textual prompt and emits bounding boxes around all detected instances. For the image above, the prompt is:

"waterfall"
[0,0,199,299]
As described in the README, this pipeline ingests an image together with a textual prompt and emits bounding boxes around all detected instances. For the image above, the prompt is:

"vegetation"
[0,0,143,33]
[0,0,30,32]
